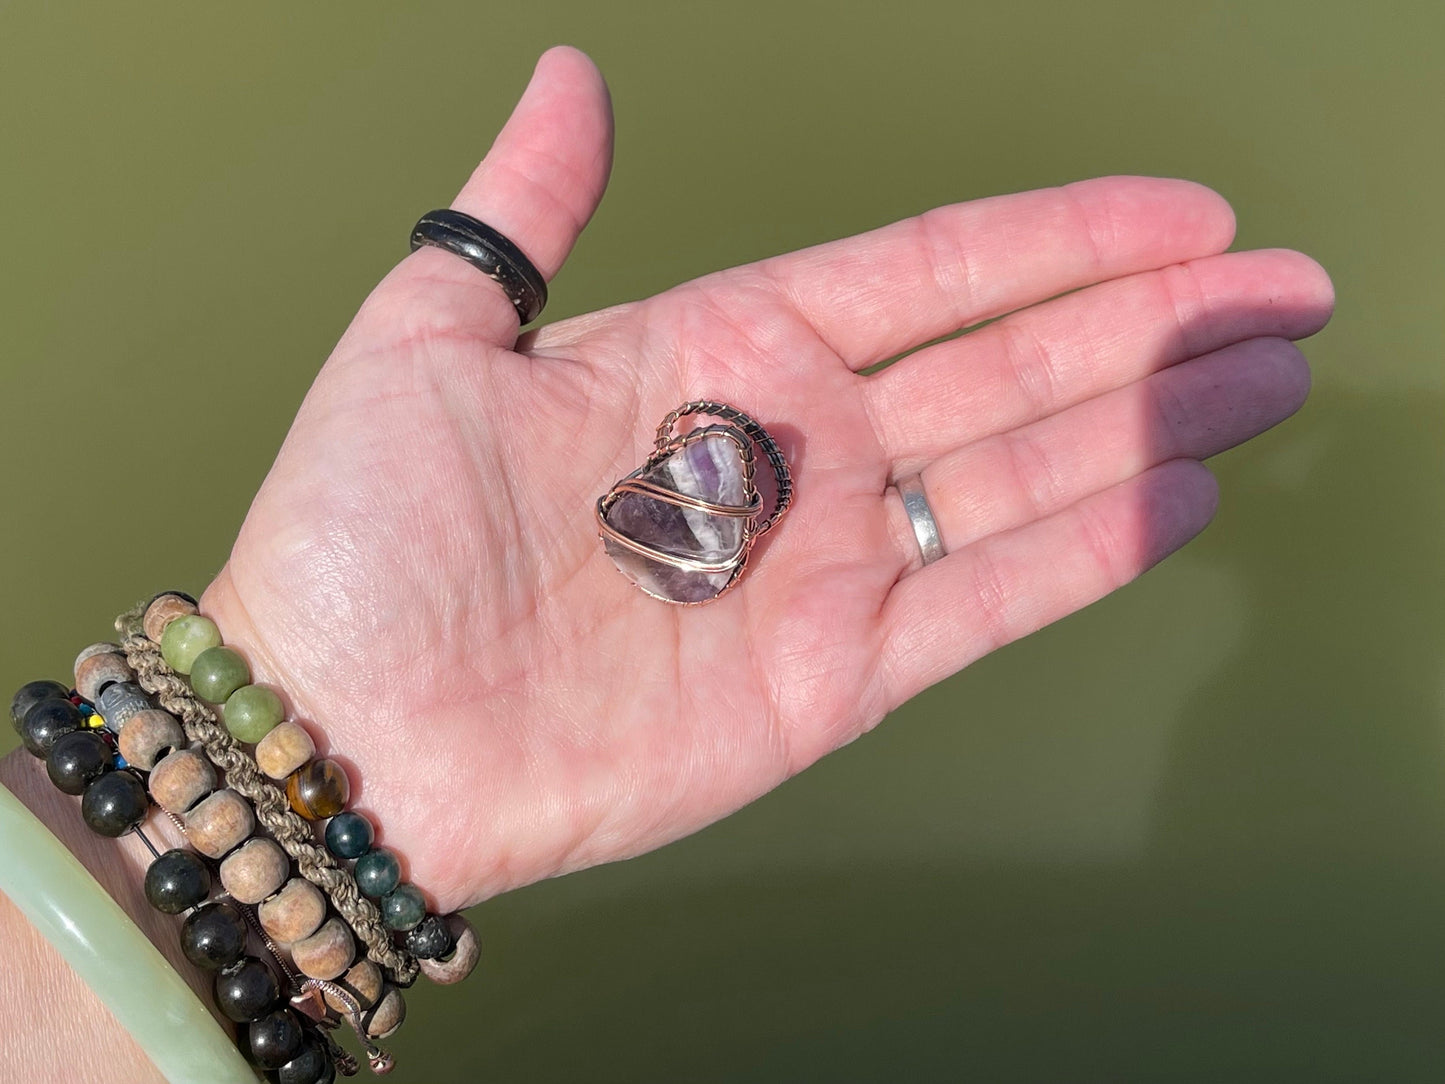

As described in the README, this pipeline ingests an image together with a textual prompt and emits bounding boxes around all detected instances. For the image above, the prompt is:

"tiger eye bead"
[223,684,284,744]
[286,759,349,820]
[160,614,221,675]
[362,986,407,1040]
[354,848,400,898]
[143,591,198,643]
[323,959,383,1014]
[149,748,217,814]
[259,877,326,944]
[81,770,149,837]
[116,709,185,770]
[324,810,373,860]
[185,788,255,858]
[181,900,248,971]
[255,720,315,779]
[189,646,250,703]
[46,729,112,795]
[20,697,82,758]
[73,646,131,701]
[144,849,212,914]
[11,679,70,734]
[291,917,355,981]
[220,838,289,905]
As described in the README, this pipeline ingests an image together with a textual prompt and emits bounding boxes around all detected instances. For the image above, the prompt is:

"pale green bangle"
[0,780,262,1084]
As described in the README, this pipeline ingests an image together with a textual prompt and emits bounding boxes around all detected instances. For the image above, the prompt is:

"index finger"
[751,176,1236,370]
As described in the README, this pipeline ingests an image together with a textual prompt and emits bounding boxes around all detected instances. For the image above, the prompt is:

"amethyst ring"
[596,401,793,605]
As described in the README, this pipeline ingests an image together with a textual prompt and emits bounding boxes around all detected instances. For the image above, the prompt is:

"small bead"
[73,647,132,701]
[291,916,355,981]
[243,1008,304,1070]
[143,591,198,643]
[419,913,481,985]
[45,729,112,795]
[380,884,426,932]
[404,913,456,960]
[324,810,373,860]
[276,1038,335,1084]
[219,837,289,905]
[94,681,153,732]
[255,720,315,779]
[144,849,212,914]
[214,956,280,1023]
[184,788,255,858]
[323,959,382,1014]
[286,759,350,820]
[149,748,217,814]
[259,877,326,944]
[10,679,70,735]
[20,697,82,758]
[116,709,185,770]
[181,900,247,970]
[362,985,407,1040]
[189,646,250,703]
[354,848,400,899]
[160,614,222,675]
[222,683,284,743]
[80,770,149,837]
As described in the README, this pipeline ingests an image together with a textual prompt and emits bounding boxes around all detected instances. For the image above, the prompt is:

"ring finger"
[883,334,1310,575]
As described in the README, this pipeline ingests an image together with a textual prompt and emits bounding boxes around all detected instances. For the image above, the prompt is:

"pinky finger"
[878,458,1218,709]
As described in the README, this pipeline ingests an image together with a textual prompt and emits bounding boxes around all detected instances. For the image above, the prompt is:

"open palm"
[200,48,1333,914]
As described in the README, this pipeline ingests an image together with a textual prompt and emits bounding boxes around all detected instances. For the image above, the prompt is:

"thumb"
[374,45,614,347]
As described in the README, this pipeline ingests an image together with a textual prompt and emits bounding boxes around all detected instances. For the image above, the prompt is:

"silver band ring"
[895,474,946,566]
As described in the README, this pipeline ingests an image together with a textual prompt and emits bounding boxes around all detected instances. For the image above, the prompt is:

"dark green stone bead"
[20,697,82,758]
[404,913,456,960]
[324,811,373,860]
[380,883,426,932]
[182,901,247,971]
[144,849,212,914]
[46,729,111,794]
[222,683,284,743]
[354,848,400,898]
[243,1008,303,1070]
[215,956,280,1023]
[80,770,148,837]
[189,646,250,703]
[276,1038,334,1084]
[11,679,69,734]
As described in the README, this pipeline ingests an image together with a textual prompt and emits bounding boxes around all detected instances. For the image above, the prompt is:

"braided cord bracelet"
[113,602,419,986]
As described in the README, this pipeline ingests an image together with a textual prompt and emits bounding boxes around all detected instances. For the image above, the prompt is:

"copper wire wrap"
[114,604,420,986]
[596,400,794,603]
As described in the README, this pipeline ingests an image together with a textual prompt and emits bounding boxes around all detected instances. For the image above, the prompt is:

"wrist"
[198,566,480,915]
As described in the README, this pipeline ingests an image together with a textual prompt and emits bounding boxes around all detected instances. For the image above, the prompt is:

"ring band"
[409,209,548,324]
[895,474,945,566]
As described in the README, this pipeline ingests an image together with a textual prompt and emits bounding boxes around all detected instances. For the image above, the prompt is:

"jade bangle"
[0,780,261,1084]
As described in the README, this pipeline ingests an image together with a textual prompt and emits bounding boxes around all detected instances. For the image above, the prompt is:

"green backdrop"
[1,3,1436,1080]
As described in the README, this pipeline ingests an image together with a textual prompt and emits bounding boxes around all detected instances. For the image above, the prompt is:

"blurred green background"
[0,2,1437,1080]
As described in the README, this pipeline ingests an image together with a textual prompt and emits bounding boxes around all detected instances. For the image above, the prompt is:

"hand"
[200,46,1334,913]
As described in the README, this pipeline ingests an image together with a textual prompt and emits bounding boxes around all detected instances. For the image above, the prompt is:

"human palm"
[200,48,1333,914]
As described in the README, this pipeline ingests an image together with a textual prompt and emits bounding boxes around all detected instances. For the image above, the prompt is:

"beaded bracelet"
[127,592,479,986]
[11,677,347,1081]
[78,639,410,1072]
